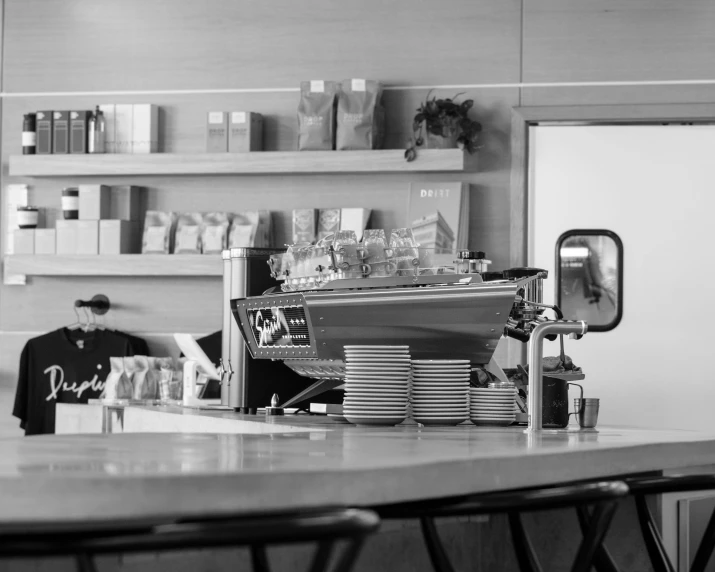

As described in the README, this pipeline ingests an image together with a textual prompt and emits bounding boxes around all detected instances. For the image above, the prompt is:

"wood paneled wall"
[1,0,714,386]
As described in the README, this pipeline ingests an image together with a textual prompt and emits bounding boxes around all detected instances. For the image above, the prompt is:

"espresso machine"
[221,247,342,413]
[228,239,587,418]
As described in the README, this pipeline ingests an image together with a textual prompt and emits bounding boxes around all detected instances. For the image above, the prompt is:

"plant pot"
[423,121,460,149]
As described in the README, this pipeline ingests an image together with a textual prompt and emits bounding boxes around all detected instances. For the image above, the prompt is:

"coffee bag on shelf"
[229,211,259,248]
[336,79,384,150]
[142,211,175,254]
[174,212,204,254]
[298,80,338,151]
[201,212,230,254]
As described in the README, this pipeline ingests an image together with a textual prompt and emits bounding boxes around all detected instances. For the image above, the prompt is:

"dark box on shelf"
[36,110,53,154]
[110,185,142,221]
[53,111,70,154]
[228,112,263,152]
[70,110,91,154]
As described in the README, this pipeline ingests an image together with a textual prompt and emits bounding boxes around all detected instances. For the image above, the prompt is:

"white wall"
[530,124,715,432]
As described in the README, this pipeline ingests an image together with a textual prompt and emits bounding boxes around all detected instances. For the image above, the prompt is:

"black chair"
[378,480,629,572]
[0,508,380,572]
[579,474,715,572]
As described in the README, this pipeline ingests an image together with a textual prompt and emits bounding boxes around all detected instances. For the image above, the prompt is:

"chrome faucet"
[525,320,588,433]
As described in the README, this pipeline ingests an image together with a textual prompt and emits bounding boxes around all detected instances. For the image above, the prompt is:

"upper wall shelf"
[3,254,222,277]
[8,149,475,177]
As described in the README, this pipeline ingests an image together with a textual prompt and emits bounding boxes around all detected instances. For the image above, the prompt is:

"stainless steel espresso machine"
[226,238,588,422]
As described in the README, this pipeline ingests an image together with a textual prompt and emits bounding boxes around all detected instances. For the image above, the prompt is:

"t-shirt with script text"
[13,328,134,435]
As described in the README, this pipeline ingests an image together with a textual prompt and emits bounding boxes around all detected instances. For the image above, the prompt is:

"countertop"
[3,421,715,528]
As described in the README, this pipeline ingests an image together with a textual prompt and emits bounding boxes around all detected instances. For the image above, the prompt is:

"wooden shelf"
[8,149,474,177]
[3,254,222,277]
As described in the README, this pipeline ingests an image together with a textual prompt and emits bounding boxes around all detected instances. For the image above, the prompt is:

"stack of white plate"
[410,360,470,426]
[342,346,410,426]
[469,387,517,426]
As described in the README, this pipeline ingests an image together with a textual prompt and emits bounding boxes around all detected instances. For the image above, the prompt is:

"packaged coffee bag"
[229,211,260,248]
[298,80,338,151]
[132,355,156,400]
[142,211,176,254]
[201,212,230,254]
[175,212,204,254]
[104,357,125,400]
[336,79,384,150]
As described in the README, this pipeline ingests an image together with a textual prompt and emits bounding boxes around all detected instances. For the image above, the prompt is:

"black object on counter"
[480,271,504,282]
[502,267,548,280]
[22,113,36,155]
[61,187,79,219]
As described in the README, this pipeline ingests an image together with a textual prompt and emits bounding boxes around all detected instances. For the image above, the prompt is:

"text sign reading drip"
[248,306,311,348]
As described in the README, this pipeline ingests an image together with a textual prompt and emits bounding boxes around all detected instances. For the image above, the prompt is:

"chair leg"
[634,495,675,572]
[507,512,543,572]
[690,503,715,572]
[571,501,619,572]
[251,544,271,572]
[331,536,367,572]
[419,517,456,572]
[576,506,620,572]
[308,541,334,572]
[75,553,99,572]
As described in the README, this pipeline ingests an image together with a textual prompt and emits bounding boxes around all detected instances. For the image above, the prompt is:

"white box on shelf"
[100,220,138,254]
[110,185,142,220]
[99,104,116,153]
[114,104,133,154]
[79,184,111,220]
[76,221,99,254]
[56,220,80,255]
[340,208,371,240]
[132,104,158,153]
[35,229,56,254]
[13,229,34,254]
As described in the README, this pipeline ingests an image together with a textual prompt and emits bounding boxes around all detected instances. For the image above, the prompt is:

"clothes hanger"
[66,303,83,331]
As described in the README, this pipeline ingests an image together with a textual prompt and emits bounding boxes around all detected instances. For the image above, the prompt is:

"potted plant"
[405,91,482,162]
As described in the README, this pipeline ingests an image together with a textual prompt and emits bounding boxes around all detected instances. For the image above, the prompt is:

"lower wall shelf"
[3,254,223,277]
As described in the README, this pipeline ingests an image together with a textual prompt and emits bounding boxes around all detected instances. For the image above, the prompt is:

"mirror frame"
[554,229,624,333]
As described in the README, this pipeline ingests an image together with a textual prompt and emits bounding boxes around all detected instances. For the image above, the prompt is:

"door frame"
[509,103,715,268]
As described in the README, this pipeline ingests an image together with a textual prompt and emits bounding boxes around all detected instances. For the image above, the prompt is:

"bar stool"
[579,474,715,572]
[0,508,380,572]
[378,480,628,572]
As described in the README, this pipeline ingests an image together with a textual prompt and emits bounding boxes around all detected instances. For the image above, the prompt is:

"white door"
[530,124,715,432]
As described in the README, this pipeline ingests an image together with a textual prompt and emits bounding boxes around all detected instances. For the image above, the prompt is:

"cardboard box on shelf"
[13,229,34,254]
[292,209,316,244]
[100,220,138,254]
[228,112,263,152]
[69,110,91,154]
[318,208,341,240]
[339,208,371,240]
[56,220,80,254]
[132,104,159,153]
[110,185,142,220]
[114,104,133,154]
[99,104,116,153]
[79,184,111,220]
[52,111,70,154]
[35,229,56,254]
[206,112,228,153]
[36,111,53,154]
[76,221,99,254]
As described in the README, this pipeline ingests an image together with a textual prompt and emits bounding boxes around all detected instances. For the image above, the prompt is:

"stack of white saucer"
[342,346,410,426]
[469,387,517,426]
[409,360,470,426]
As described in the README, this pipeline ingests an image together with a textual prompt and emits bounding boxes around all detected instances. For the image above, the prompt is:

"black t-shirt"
[12,328,133,435]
